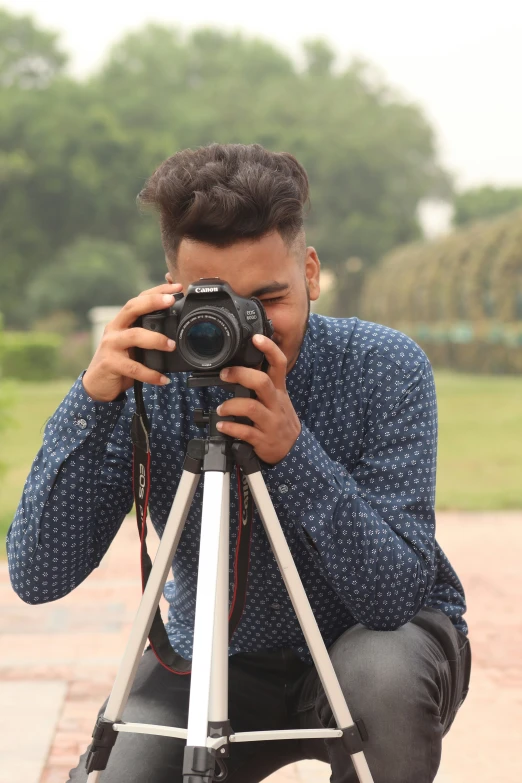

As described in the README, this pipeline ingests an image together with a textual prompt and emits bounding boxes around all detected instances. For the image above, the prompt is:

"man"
[7,143,470,782]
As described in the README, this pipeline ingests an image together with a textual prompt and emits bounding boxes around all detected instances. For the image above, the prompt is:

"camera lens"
[177,307,240,369]
[186,321,225,357]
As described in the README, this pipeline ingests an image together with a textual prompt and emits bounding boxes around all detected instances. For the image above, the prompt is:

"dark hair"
[138,143,310,262]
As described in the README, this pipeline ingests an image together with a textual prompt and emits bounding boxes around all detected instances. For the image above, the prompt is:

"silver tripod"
[85,390,374,783]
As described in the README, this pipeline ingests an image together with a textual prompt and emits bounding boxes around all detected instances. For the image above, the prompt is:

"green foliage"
[453,185,522,226]
[28,237,149,327]
[0,8,67,88]
[0,331,63,380]
[361,209,522,373]
[0,8,450,325]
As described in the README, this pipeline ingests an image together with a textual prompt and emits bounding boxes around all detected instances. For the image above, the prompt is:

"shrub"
[360,209,522,373]
[0,332,63,381]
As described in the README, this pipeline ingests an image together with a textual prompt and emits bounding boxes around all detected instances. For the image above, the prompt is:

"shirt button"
[77,418,87,429]
[278,484,289,494]
[271,603,281,610]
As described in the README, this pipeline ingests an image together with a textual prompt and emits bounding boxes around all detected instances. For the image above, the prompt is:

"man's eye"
[262,297,283,305]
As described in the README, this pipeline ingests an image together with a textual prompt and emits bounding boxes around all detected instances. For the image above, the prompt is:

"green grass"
[0,379,74,550]
[435,371,522,510]
[1,373,521,552]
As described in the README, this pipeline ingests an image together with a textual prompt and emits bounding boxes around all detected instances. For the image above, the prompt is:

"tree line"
[0,8,450,328]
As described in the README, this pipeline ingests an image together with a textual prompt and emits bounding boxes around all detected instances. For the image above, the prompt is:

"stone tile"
[0,681,67,783]
[1,513,521,783]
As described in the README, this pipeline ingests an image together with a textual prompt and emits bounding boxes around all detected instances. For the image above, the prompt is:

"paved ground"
[1,511,521,783]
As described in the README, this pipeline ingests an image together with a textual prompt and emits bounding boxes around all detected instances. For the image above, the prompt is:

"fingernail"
[167,339,175,349]
[163,294,174,304]
[160,376,171,385]
[216,405,223,414]
[216,422,224,430]
[253,334,264,344]
[220,369,230,380]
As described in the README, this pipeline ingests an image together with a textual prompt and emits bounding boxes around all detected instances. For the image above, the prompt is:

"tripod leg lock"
[340,719,369,756]
[85,717,120,772]
[183,746,217,783]
[209,719,232,758]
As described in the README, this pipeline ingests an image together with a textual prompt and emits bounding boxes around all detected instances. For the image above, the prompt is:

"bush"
[0,332,63,381]
[360,208,522,373]
[58,331,93,378]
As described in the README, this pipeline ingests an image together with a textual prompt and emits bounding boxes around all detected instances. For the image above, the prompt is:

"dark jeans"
[68,609,471,783]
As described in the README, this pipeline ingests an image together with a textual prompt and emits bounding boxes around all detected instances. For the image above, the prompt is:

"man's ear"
[305,248,321,302]
[165,271,174,284]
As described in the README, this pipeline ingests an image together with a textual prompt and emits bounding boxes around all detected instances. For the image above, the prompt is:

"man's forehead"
[175,237,297,294]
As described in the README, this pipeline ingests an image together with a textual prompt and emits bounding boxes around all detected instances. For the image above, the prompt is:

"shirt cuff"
[44,373,127,456]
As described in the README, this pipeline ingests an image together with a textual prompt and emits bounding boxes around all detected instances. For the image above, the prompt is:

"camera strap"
[131,380,253,675]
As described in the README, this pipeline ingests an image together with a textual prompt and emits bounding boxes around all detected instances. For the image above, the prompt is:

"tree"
[0,11,450,323]
[0,8,67,88]
[453,186,522,226]
[28,237,149,327]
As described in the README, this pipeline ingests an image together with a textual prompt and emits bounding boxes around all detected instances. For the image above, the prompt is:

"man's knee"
[327,622,441,715]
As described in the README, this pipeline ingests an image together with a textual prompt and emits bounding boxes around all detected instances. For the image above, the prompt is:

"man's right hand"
[83,283,182,402]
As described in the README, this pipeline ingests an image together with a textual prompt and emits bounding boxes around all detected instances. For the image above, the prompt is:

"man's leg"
[68,648,306,783]
[294,610,471,783]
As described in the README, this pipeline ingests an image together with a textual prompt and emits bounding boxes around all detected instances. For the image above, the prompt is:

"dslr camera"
[138,278,274,374]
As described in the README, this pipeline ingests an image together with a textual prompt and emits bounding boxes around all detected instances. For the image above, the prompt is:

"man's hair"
[138,143,310,264]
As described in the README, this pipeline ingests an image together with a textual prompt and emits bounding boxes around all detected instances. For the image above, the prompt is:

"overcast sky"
[4,0,522,190]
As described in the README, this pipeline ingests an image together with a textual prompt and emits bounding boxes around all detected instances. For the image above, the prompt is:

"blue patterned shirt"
[7,315,467,664]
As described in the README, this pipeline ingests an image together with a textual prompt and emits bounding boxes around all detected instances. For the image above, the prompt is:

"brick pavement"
[1,511,521,783]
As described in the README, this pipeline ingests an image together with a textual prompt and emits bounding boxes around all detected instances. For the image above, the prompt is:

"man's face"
[167,231,320,374]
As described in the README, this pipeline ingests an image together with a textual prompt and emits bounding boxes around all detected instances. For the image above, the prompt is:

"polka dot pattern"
[6,315,467,664]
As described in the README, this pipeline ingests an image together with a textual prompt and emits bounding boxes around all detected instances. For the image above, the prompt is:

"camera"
[137,278,274,374]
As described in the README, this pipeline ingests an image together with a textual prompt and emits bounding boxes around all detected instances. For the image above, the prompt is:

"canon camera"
[137,278,274,374]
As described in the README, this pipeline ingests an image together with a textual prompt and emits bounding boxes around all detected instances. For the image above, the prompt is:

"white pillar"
[88,306,122,353]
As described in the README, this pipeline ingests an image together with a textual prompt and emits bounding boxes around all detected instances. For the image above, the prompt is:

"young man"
[7,143,470,782]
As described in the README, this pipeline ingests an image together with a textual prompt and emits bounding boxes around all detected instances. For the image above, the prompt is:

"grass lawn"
[1,372,521,552]
[0,379,74,551]
[435,371,522,510]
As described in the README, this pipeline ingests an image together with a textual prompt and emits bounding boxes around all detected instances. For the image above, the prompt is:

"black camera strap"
[131,380,254,675]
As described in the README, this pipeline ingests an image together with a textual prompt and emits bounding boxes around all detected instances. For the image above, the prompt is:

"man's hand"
[83,283,183,402]
[215,334,301,465]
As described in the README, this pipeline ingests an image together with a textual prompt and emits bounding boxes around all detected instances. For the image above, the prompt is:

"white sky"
[4,0,522,189]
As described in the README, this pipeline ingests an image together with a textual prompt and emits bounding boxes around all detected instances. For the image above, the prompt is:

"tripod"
[85,378,374,783]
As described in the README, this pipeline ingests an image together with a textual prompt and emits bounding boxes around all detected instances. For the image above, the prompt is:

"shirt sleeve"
[262,356,438,630]
[6,375,134,604]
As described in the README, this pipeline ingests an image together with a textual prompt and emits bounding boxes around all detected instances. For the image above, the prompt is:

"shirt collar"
[285,315,315,414]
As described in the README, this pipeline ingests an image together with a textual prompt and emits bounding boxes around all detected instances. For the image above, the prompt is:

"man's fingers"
[252,334,288,390]
[220,366,275,408]
[110,292,178,331]
[216,397,271,429]
[138,282,183,297]
[111,327,176,353]
[110,356,171,387]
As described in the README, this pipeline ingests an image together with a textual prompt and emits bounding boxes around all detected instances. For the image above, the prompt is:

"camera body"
[138,278,274,374]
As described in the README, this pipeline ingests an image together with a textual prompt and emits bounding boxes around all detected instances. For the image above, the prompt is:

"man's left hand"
[215,334,301,465]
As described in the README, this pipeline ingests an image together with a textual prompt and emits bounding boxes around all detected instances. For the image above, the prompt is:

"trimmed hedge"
[0,332,63,381]
[360,209,522,373]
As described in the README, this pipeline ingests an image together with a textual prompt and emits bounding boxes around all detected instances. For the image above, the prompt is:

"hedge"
[360,209,522,373]
[0,332,64,381]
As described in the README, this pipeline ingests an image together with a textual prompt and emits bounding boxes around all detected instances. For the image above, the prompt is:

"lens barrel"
[176,307,240,369]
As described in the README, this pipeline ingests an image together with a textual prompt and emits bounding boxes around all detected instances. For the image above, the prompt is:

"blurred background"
[0,2,520,782]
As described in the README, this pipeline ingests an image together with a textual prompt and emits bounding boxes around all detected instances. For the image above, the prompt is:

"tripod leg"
[183,471,230,783]
[209,472,230,721]
[86,470,200,782]
[208,473,231,771]
[246,471,374,783]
